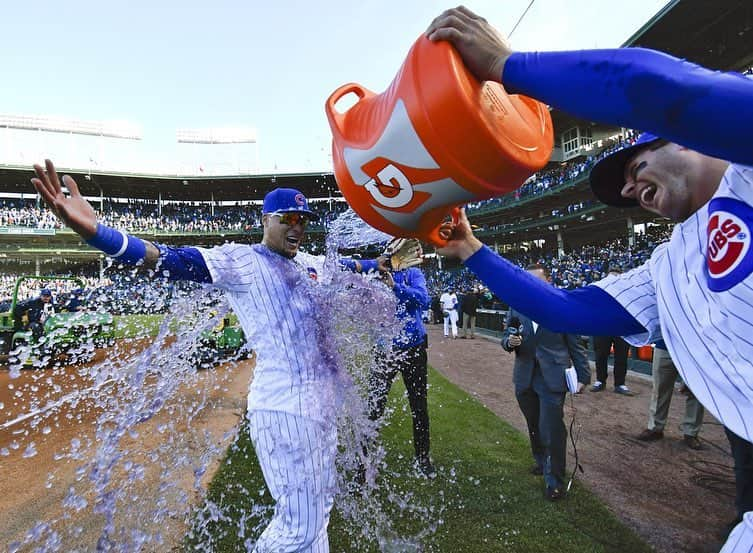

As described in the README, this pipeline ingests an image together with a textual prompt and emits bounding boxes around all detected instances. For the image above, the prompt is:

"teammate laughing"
[428,6,753,551]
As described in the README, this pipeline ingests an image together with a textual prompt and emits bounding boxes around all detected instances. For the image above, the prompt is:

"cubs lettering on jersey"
[706,197,753,291]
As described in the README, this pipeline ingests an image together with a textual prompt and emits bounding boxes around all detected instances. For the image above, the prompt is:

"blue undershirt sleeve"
[465,246,645,336]
[503,49,753,165]
[155,244,213,283]
[339,258,378,273]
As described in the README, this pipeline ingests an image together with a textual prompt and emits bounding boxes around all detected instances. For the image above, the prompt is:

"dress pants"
[369,343,430,463]
[592,335,629,386]
[515,364,567,489]
[462,313,476,338]
[648,348,704,437]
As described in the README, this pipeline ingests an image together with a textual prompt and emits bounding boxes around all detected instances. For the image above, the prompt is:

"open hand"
[31,160,98,239]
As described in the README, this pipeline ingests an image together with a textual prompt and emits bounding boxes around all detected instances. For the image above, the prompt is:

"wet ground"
[0,346,253,551]
[0,328,735,552]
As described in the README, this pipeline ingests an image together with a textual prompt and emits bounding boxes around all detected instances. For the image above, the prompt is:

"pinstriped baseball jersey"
[595,163,753,443]
[196,242,333,422]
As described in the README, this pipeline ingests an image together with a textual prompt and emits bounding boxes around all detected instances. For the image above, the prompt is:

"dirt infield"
[0,329,735,552]
[0,347,253,550]
[426,325,735,553]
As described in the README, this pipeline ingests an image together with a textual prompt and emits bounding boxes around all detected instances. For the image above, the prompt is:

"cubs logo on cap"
[262,188,318,219]
[706,197,753,292]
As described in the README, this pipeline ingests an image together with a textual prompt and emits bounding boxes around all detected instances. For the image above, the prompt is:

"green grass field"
[188,367,652,552]
[112,314,164,338]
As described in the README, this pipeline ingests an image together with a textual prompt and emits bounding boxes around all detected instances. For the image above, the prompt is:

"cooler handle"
[325,83,373,135]
[426,206,461,248]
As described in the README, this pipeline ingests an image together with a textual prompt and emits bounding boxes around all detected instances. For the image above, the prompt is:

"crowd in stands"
[423,225,673,300]
[466,131,638,214]
[0,203,60,229]
[0,272,205,316]
[0,131,637,237]
[0,198,350,234]
[0,129,669,314]
[0,275,112,305]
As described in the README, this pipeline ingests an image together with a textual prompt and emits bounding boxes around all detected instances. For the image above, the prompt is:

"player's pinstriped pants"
[248,410,338,553]
[721,512,753,552]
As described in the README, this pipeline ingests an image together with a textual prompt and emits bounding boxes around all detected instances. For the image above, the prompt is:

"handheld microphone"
[508,316,523,336]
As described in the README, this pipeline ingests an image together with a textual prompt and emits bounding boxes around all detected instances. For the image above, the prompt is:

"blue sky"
[2,0,667,174]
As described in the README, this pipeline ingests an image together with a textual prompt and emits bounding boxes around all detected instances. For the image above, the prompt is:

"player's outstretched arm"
[31,160,214,284]
[32,159,161,266]
[437,209,645,337]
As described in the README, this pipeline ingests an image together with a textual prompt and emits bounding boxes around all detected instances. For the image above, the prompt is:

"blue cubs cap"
[589,132,663,208]
[40,288,52,296]
[262,188,318,219]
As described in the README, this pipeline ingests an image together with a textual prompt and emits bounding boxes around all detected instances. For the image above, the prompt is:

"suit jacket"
[502,309,590,395]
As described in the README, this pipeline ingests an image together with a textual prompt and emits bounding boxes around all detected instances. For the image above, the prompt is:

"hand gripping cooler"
[325,36,554,246]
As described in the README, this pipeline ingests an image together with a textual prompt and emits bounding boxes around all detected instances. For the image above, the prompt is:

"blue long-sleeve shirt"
[391,267,430,349]
[459,47,753,337]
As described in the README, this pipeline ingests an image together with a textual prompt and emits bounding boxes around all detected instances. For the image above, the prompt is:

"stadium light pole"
[176,127,258,175]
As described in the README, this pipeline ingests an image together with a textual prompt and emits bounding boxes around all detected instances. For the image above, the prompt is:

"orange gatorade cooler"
[325,35,553,246]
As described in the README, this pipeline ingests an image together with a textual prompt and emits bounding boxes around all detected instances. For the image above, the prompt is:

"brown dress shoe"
[636,429,664,441]
[683,435,704,450]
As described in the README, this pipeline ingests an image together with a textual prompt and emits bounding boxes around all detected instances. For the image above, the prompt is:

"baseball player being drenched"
[427,6,753,551]
[29,164,413,552]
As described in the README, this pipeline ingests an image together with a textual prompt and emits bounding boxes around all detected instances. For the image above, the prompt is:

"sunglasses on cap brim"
[273,212,310,227]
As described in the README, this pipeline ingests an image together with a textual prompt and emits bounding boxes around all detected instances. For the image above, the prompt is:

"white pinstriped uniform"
[595,164,753,550]
[439,292,458,337]
[722,513,753,553]
[198,242,336,553]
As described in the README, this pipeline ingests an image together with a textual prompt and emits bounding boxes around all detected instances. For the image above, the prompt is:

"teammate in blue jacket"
[368,255,434,477]
[427,6,753,551]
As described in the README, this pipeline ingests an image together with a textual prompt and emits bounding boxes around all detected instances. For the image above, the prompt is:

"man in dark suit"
[502,264,591,500]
